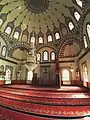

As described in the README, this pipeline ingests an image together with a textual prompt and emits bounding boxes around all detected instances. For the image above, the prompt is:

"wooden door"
[40,66,50,86]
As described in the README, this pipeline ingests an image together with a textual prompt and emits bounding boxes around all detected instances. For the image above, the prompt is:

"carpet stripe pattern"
[0,85,89,119]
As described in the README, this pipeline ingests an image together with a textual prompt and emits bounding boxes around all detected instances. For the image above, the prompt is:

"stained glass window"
[55,32,60,40]
[51,52,55,60]
[13,31,19,39]
[39,37,43,43]
[83,35,88,48]
[48,35,52,42]
[1,46,6,56]
[5,26,12,34]
[43,51,48,61]
[37,53,41,61]
[86,24,90,40]
[76,0,83,8]
[31,36,35,43]
[68,22,74,31]
[74,11,80,21]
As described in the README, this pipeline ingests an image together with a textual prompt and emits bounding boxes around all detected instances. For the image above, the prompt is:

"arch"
[68,21,75,31]
[74,11,81,21]
[5,68,11,80]
[86,23,90,40]
[76,0,83,8]
[13,31,20,39]
[50,51,56,60]
[31,36,35,43]
[58,37,81,58]
[47,35,53,42]
[27,70,33,81]
[8,43,30,57]
[37,53,41,61]
[1,46,7,57]
[5,26,12,34]
[55,32,60,40]
[39,36,43,43]
[43,50,49,61]
[83,63,88,82]
[62,69,70,81]
[83,35,88,48]
[37,45,56,53]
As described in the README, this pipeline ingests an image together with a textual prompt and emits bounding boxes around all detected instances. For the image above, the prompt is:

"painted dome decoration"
[0,0,84,45]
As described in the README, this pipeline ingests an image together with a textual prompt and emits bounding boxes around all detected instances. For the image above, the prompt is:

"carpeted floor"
[0,87,90,106]
[0,85,90,119]
[3,85,89,92]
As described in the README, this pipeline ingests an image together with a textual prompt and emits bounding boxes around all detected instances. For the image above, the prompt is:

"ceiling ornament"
[0,0,84,46]
[26,0,49,13]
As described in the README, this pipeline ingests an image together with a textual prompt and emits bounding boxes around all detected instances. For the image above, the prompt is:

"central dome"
[26,0,49,13]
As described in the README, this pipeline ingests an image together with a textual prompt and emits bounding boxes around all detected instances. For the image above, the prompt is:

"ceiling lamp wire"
[70,64,74,72]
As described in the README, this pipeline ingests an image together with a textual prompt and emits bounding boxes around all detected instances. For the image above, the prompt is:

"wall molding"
[0,56,17,65]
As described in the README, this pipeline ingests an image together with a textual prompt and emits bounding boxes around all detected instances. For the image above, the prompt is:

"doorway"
[40,66,51,86]
[62,69,71,85]
[5,68,11,84]
[27,70,33,84]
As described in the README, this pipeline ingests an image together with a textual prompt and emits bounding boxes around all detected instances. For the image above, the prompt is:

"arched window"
[5,68,11,81]
[55,32,60,40]
[74,11,80,21]
[1,46,6,57]
[5,26,12,34]
[43,51,48,61]
[51,52,55,60]
[83,35,88,48]
[39,37,43,43]
[27,71,33,81]
[62,69,70,81]
[37,53,41,61]
[68,22,74,31]
[22,34,28,42]
[83,64,88,82]
[31,36,35,43]
[0,65,4,72]
[86,24,90,40]
[13,31,19,39]
[0,18,3,26]
[76,0,83,8]
[48,35,53,42]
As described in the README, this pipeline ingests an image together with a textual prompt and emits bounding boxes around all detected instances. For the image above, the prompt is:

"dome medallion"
[26,0,49,13]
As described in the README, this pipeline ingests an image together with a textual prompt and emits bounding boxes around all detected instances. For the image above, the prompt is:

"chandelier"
[23,41,37,71]
[23,28,38,71]
[70,64,74,72]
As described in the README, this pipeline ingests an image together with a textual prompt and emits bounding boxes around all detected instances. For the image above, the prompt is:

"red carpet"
[0,87,90,98]
[0,96,90,117]
[0,90,90,106]
[3,85,88,91]
[0,106,48,120]
[0,85,90,119]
